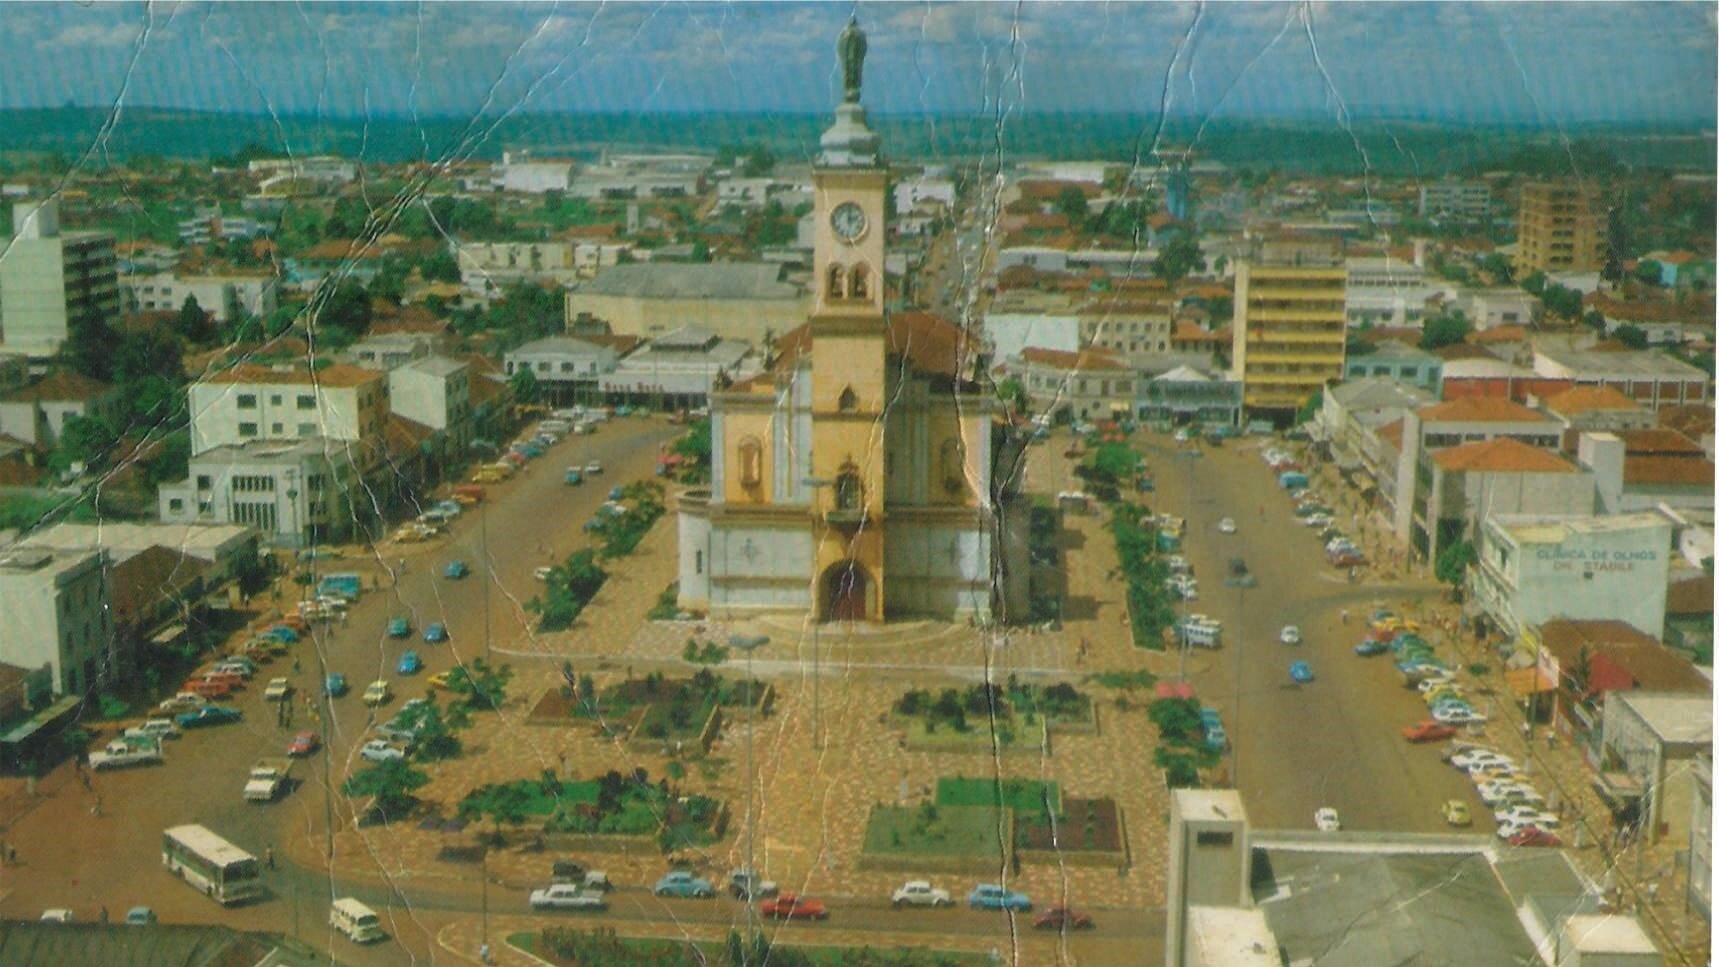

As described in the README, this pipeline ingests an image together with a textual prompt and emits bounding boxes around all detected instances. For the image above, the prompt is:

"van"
[329,897,385,943]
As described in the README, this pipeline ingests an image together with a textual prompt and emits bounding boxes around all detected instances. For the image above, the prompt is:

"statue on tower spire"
[838,15,867,103]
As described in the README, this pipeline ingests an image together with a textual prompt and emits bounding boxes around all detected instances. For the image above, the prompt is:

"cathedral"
[676,19,1025,623]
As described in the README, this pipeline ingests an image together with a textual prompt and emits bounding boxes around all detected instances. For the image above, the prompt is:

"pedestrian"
[266,846,275,869]
[293,657,301,674]
[479,942,492,964]
[98,906,107,923]
[7,845,16,865]
[1341,609,1349,625]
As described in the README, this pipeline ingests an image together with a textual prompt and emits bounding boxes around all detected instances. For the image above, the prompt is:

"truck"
[244,758,294,802]
[90,738,163,770]
[316,573,363,603]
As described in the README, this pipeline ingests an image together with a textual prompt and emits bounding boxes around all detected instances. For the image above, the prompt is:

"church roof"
[771,311,975,384]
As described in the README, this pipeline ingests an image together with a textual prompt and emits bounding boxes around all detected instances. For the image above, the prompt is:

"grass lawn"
[516,781,601,815]
[936,776,1061,814]
[901,715,1046,750]
[510,930,992,966]
[862,805,1005,860]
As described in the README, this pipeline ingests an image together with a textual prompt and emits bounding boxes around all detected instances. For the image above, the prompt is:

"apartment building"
[1514,180,1607,276]
[121,269,280,323]
[1011,347,1135,423]
[1232,236,1347,415]
[455,240,581,300]
[1076,294,1174,364]
[387,356,472,457]
[0,200,120,357]
[0,547,111,695]
[187,364,388,458]
[1418,179,1492,220]
[158,439,364,548]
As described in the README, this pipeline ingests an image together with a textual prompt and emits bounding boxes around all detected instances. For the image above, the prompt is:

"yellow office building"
[1232,238,1347,415]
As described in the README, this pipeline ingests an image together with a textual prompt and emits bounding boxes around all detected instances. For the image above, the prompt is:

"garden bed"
[460,769,725,854]
[890,681,1093,752]
[858,804,1011,876]
[1014,797,1128,869]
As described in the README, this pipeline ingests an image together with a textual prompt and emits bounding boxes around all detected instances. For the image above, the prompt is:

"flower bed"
[891,681,1093,751]
[1108,501,1174,650]
[1014,796,1128,869]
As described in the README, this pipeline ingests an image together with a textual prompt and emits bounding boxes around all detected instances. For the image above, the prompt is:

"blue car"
[387,617,412,639]
[175,706,242,729]
[608,486,626,501]
[1353,639,1389,657]
[564,469,583,486]
[443,561,469,580]
[968,883,1032,911]
[1289,661,1314,684]
[397,651,423,675]
[653,871,715,898]
[325,673,349,697]
[423,622,449,644]
[264,626,298,644]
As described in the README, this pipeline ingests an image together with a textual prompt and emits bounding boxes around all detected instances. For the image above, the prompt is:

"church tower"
[808,16,889,621]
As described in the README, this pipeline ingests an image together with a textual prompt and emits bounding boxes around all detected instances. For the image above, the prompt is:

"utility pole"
[730,634,769,953]
[482,498,491,663]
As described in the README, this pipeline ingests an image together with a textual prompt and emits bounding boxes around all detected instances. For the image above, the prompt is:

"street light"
[802,477,835,752]
[729,633,769,953]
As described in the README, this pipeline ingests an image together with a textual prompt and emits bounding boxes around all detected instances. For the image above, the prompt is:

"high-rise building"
[1514,179,1607,276]
[0,200,120,357]
[1231,235,1347,416]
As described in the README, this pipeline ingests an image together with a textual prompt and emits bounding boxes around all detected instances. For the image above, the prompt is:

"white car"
[124,718,181,742]
[1314,808,1341,832]
[1450,750,1512,771]
[1279,625,1302,645]
[891,880,953,908]
[156,692,209,714]
[534,566,555,581]
[39,909,73,923]
[1497,816,1561,839]
[529,884,609,911]
[1218,517,1237,534]
[263,678,292,701]
[1304,514,1335,529]
[584,462,603,475]
[1432,706,1488,725]
[1482,786,1546,809]
[1495,805,1560,828]
[1417,678,1460,694]
[360,740,406,763]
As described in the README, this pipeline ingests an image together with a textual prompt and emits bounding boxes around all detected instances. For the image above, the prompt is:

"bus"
[162,824,263,905]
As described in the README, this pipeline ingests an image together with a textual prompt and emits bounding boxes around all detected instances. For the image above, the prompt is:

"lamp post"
[729,633,769,953]
[802,477,834,752]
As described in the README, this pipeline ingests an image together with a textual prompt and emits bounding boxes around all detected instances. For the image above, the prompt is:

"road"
[1135,433,1478,832]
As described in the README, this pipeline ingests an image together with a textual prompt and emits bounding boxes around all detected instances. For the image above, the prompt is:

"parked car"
[1433,706,1489,725]
[584,462,603,475]
[1279,625,1302,645]
[1314,807,1341,832]
[423,623,449,644]
[1289,661,1314,684]
[387,617,411,639]
[967,884,1031,911]
[759,893,829,921]
[156,693,209,714]
[564,469,584,486]
[361,680,392,707]
[653,871,715,898]
[124,906,157,926]
[1441,800,1472,827]
[1217,517,1236,534]
[534,566,555,582]
[443,560,469,580]
[427,670,454,690]
[360,740,406,764]
[324,673,349,697]
[1354,639,1390,657]
[890,880,952,908]
[1401,720,1458,743]
[124,718,181,742]
[397,651,423,675]
[728,868,778,900]
[1507,828,1564,848]
[529,884,609,912]
[1495,806,1560,828]
[1451,749,1512,771]
[287,731,320,756]
[176,706,243,729]
[39,909,73,923]
[1033,906,1094,931]
[263,677,292,701]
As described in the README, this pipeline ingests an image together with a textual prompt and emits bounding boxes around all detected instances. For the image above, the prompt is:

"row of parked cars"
[1441,747,1564,845]
[1362,613,1490,727]
[1263,447,1368,570]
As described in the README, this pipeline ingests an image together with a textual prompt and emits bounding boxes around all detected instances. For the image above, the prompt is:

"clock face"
[830,202,868,242]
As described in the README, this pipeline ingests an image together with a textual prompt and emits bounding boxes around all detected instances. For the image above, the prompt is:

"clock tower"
[808,15,889,620]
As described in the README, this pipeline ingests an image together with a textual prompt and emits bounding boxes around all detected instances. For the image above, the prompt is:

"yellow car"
[426,671,454,691]
[1441,800,1472,826]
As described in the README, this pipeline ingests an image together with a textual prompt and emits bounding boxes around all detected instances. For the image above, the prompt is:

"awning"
[0,695,82,746]
[1504,667,1556,696]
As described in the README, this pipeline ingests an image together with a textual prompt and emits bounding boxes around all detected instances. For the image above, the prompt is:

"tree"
[509,365,540,404]
[996,376,1027,412]
[1053,186,1090,230]
[1540,282,1584,320]
[419,248,461,282]
[395,696,467,761]
[313,280,373,341]
[1419,310,1472,351]
[1434,539,1476,589]
[63,317,122,381]
[322,196,369,241]
[1086,443,1138,485]
[173,295,214,343]
[1147,697,1202,742]
[342,758,429,820]
[1614,324,1649,349]
[1295,386,1324,426]
[1633,260,1665,287]
[1151,232,1206,284]
[51,415,116,473]
[671,419,710,464]
[1475,253,1514,285]
[1520,270,1548,296]
[447,658,512,711]
[458,781,535,845]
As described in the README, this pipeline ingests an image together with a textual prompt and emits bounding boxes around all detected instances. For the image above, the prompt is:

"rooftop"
[573,262,803,301]
[205,363,383,389]
[1624,454,1715,488]
[397,356,468,378]
[1017,346,1129,372]
[1493,511,1671,543]
[186,438,360,467]
[772,311,974,384]
[12,521,253,565]
[1620,427,1706,456]
[1537,346,1709,380]
[1561,914,1661,954]
[1329,377,1437,413]
[509,336,616,358]
[1417,396,1548,424]
[1432,437,1576,474]
[1541,385,1642,417]
[1537,619,1708,696]
[1611,691,1713,745]
[2,371,113,403]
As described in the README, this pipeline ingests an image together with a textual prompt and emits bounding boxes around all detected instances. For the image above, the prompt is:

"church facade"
[676,20,1026,623]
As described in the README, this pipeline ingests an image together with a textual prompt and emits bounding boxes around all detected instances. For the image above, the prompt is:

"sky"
[0,2,1713,126]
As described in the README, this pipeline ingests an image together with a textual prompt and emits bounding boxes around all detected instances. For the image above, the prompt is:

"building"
[454,240,581,299]
[1007,347,1134,423]
[1409,437,1595,563]
[567,157,706,200]
[1515,180,1607,276]
[346,332,440,371]
[1393,397,1561,548]
[1163,788,1662,967]
[1528,618,1707,756]
[1076,293,1174,364]
[1600,692,1713,843]
[175,207,269,246]
[1452,286,1542,331]
[1661,575,1713,663]
[504,336,620,406]
[1231,235,1347,416]
[892,175,956,215]
[564,262,809,345]
[246,155,357,192]
[1577,430,1715,514]
[1344,256,1442,328]
[387,356,472,460]
[120,270,279,323]
[1471,512,1674,640]
[1533,347,1711,410]
[1537,386,1657,451]
[1419,179,1492,220]
[1689,756,1711,920]
[0,200,120,357]
[187,364,388,458]
[13,521,258,586]
[0,371,122,448]
[676,19,1021,624]
[597,327,757,411]
[1342,340,1443,391]
[157,438,366,548]
[1136,364,1243,428]
[0,547,111,695]
[491,151,573,194]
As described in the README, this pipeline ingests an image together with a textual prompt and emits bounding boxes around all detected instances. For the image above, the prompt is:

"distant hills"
[0,106,1711,176]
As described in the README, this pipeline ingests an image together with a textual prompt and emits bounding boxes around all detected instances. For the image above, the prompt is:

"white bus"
[162,824,263,905]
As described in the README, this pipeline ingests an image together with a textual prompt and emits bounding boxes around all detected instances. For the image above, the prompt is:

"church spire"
[819,16,880,168]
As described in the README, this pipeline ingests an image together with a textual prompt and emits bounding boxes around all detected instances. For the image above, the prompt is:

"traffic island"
[458,768,726,855]
[888,680,1095,754]
[526,670,772,759]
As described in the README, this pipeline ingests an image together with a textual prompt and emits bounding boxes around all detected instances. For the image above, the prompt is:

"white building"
[1418,180,1492,220]
[388,356,471,455]
[1453,287,1541,331]
[455,240,581,299]
[157,438,365,548]
[1345,256,1443,328]
[0,547,111,695]
[0,200,120,357]
[187,364,388,458]
[120,270,280,323]
[1471,512,1674,640]
[492,152,573,194]
[347,332,441,371]
[504,336,620,405]
[598,327,757,410]
[0,371,122,448]
[893,176,956,215]
[1601,692,1713,845]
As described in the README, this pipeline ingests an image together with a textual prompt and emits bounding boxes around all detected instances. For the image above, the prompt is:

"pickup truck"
[244,757,294,802]
[90,738,162,770]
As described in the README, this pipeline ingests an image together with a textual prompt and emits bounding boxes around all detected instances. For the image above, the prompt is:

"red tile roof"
[1666,576,1713,616]
[1624,455,1715,487]
[1017,346,1128,371]
[1541,385,1642,417]
[1539,619,1708,695]
[1472,325,1530,344]
[3,371,114,403]
[1431,437,1576,473]
[1417,396,1547,423]
[207,363,383,388]
[1620,428,1706,456]
[1377,419,1406,451]
[772,311,976,382]
[1658,404,1716,438]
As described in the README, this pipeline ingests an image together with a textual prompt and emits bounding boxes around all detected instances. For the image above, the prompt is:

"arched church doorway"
[821,560,869,622]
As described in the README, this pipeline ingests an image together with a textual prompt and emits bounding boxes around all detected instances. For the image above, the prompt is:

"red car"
[286,731,320,756]
[1401,720,1458,743]
[1508,828,1564,848]
[1033,906,1094,931]
[759,893,828,921]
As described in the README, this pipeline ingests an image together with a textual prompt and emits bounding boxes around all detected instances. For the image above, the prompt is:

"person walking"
[265,846,275,870]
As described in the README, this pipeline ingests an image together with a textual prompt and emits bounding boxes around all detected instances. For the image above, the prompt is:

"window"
[168,498,184,513]
[1195,831,1234,847]
[561,362,574,373]
[237,393,257,409]
[537,362,550,373]
[298,423,316,436]
[737,437,764,488]
[939,438,965,495]
[838,386,858,412]
[695,550,704,575]
[196,475,212,489]
[270,394,282,406]
[851,264,870,300]
[239,422,258,437]
[826,264,845,300]
[271,423,284,435]
[835,467,863,511]
[297,394,314,409]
